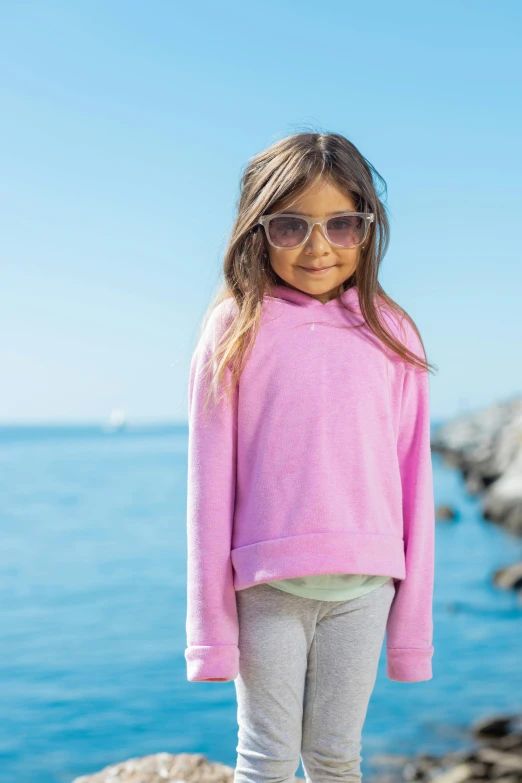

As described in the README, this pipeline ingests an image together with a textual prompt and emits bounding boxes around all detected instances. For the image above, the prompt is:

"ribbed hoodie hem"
[185,644,239,682]
[231,531,406,591]
[386,646,434,682]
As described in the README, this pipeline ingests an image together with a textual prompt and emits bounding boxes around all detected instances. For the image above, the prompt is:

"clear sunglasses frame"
[257,212,375,249]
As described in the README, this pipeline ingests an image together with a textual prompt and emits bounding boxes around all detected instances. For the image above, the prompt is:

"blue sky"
[1,0,521,424]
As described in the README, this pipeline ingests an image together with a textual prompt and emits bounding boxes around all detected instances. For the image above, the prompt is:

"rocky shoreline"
[71,711,522,783]
[372,713,522,783]
[432,394,522,595]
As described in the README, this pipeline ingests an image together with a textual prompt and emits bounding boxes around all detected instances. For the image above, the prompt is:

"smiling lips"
[299,265,335,274]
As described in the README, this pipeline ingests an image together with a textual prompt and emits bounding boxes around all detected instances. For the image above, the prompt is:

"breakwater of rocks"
[432,394,522,595]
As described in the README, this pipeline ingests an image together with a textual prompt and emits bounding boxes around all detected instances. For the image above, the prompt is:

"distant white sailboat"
[103,408,127,433]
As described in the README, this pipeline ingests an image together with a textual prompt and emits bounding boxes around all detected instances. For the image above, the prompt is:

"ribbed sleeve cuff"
[185,644,239,682]
[386,646,434,682]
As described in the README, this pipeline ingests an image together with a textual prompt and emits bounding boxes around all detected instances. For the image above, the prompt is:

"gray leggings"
[233,579,396,783]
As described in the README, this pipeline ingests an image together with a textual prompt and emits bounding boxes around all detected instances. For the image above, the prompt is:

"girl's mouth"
[298,265,335,275]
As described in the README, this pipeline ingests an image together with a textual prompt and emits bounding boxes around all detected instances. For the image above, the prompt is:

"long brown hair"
[197,131,438,411]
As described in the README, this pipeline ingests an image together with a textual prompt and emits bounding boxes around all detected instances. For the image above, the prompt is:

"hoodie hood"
[265,282,360,310]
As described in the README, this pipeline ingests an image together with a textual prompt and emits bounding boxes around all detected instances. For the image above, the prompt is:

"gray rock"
[71,752,304,783]
[493,562,522,591]
[436,505,459,521]
[432,396,522,540]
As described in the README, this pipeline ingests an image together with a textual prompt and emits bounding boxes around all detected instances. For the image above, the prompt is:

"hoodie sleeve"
[386,322,435,683]
[184,304,240,682]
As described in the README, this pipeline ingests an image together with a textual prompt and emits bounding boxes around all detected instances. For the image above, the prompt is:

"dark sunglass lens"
[268,216,308,247]
[326,215,365,247]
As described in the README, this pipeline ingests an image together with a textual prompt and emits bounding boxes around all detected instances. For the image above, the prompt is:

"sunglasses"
[257,212,374,249]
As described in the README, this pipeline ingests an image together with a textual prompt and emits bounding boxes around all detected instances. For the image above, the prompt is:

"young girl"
[184,131,436,783]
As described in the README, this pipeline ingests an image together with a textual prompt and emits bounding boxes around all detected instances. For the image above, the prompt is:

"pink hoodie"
[185,283,435,684]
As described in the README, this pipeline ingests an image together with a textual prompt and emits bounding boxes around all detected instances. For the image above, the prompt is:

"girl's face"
[265,178,364,304]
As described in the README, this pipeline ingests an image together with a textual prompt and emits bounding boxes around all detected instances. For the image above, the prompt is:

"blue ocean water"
[0,422,521,783]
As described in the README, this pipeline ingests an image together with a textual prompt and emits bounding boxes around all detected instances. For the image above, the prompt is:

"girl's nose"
[305,224,330,251]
